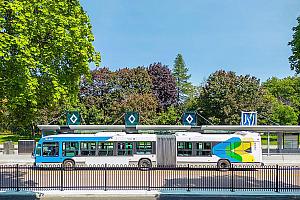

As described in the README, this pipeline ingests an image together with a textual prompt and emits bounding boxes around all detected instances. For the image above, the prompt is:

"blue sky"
[79,0,300,85]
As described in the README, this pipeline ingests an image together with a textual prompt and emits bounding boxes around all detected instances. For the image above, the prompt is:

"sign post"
[66,111,81,125]
[183,112,197,126]
[125,112,139,127]
[241,111,257,126]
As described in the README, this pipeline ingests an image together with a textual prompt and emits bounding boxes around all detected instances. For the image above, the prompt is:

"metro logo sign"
[183,112,197,126]
[67,111,80,125]
[125,112,139,127]
[241,111,257,126]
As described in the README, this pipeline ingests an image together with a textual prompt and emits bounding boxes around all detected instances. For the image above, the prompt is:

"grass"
[0,132,41,144]
[261,135,278,145]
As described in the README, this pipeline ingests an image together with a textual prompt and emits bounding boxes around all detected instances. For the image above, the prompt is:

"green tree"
[271,103,298,125]
[112,67,152,99]
[182,85,202,112]
[198,70,270,125]
[289,16,300,73]
[111,93,158,125]
[79,67,154,124]
[0,0,100,133]
[172,54,193,103]
[263,77,300,109]
[0,99,9,132]
[263,76,300,125]
[154,106,180,125]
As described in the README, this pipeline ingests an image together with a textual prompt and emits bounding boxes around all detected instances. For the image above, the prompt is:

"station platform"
[2,190,300,200]
[1,154,300,165]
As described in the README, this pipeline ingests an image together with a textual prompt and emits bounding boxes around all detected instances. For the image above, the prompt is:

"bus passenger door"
[156,135,176,166]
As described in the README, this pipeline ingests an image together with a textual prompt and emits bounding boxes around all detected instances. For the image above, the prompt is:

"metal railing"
[0,164,300,191]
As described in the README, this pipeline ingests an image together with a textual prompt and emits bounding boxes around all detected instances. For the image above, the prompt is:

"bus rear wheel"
[217,159,231,169]
[138,158,152,169]
[63,159,75,170]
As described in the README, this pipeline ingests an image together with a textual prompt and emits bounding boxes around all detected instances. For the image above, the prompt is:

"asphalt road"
[43,196,156,200]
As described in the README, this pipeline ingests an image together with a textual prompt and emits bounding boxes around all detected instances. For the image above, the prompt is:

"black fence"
[0,164,300,191]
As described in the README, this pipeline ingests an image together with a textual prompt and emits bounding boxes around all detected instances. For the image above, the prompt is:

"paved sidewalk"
[263,154,300,165]
[0,154,34,165]
[42,190,158,199]
[3,190,300,200]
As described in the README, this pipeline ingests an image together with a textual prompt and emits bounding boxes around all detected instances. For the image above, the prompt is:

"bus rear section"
[175,131,263,167]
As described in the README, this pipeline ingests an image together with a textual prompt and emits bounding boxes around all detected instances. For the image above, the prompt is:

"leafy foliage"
[2,4,300,134]
[0,0,100,133]
[148,63,178,110]
[182,86,202,112]
[289,17,300,73]
[112,93,158,124]
[263,77,300,109]
[263,76,300,125]
[271,103,298,125]
[154,106,181,125]
[79,67,155,124]
[112,67,152,99]
[198,70,270,125]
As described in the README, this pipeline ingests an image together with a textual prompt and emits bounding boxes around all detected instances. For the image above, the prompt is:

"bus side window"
[196,142,211,156]
[117,142,133,156]
[42,142,59,157]
[63,142,79,157]
[136,141,152,155]
[177,142,192,156]
[80,142,96,156]
[98,142,114,156]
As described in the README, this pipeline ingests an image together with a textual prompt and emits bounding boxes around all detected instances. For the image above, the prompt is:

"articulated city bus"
[33,131,262,168]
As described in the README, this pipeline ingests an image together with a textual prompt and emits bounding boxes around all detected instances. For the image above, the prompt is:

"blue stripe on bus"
[43,136,112,142]
[35,136,113,164]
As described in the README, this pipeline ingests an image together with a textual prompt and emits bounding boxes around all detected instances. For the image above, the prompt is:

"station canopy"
[37,125,300,134]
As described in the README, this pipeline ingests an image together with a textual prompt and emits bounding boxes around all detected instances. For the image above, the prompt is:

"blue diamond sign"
[183,112,197,126]
[241,111,257,126]
[125,112,139,127]
[67,111,80,125]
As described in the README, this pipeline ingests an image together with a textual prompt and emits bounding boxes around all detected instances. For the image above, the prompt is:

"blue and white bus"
[33,131,263,168]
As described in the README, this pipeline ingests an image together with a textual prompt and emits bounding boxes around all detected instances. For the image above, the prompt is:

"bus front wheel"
[138,158,152,169]
[63,159,75,170]
[217,159,231,169]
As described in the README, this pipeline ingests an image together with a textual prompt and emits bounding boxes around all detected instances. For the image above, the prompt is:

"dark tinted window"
[62,142,79,157]
[117,142,133,156]
[98,142,114,156]
[42,142,59,157]
[177,142,192,156]
[196,142,211,156]
[80,142,96,156]
[136,142,152,155]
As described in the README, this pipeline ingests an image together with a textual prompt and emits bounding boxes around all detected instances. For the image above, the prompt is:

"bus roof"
[40,132,157,142]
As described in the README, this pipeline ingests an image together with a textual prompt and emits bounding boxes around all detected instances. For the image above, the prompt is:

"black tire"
[217,159,231,169]
[63,159,75,170]
[138,158,152,169]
